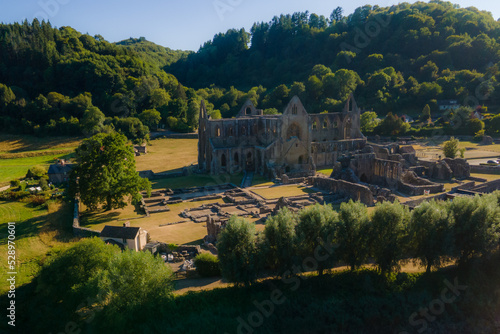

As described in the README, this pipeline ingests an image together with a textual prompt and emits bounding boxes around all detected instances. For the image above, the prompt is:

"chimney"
[123,221,130,227]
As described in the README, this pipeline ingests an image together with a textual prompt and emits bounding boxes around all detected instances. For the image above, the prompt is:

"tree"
[370,201,410,274]
[360,111,379,133]
[421,104,431,122]
[89,249,174,315]
[330,6,344,24]
[337,200,370,270]
[138,109,161,130]
[0,83,15,107]
[443,137,459,158]
[36,237,120,304]
[468,118,485,136]
[296,204,339,275]
[487,114,500,135]
[26,166,47,179]
[71,132,151,211]
[450,194,500,265]
[263,207,298,277]
[375,112,410,136]
[194,253,220,277]
[217,216,259,286]
[81,106,105,136]
[408,200,453,273]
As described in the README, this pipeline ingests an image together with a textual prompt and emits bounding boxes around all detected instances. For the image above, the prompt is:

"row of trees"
[217,195,500,285]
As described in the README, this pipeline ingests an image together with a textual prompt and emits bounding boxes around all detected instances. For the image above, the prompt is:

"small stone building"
[198,95,366,176]
[48,159,74,184]
[100,222,148,252]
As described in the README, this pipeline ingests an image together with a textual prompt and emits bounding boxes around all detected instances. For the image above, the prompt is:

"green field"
[0,201,76,294]
[0,135,81,186]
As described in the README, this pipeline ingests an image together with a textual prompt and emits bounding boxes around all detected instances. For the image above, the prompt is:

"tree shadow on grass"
[0,201,74,245]
[80,210,122,227]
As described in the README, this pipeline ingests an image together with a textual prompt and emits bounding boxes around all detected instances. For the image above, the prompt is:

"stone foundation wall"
[397,181,445,196]
[470,165,500,174]
[308,176,374,206]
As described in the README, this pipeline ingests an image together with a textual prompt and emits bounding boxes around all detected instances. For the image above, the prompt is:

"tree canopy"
[71,132,151,211]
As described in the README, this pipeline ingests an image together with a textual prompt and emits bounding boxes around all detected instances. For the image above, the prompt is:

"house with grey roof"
[100,222,148,251]
[48,159,74,184]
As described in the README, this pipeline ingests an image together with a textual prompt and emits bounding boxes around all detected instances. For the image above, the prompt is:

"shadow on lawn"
[0,201,74,245]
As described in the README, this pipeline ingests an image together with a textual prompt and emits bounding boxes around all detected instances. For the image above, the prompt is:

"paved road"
[468,158,500,166]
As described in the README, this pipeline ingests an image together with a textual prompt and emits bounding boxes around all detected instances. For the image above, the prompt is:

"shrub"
[39,178,49,191]
[26,166,47,179]
[10,179,20,188]
[443,137,459,158]
[28,195,47,207]
[194,253,221,277]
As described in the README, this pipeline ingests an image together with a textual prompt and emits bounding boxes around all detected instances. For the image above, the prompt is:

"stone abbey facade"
[198,95,366,176]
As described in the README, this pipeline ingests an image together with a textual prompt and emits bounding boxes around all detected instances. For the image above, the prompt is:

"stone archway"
[286,123,301,140]
[246,152,254,171]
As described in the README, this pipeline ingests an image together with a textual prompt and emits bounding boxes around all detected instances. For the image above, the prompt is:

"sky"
[1,0,499,51]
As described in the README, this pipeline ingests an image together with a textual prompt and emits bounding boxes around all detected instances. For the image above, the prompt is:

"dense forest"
[2,0,500,139]
[169,0,500,115]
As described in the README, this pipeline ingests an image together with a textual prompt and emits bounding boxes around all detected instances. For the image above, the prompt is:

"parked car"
[487,160,500,165]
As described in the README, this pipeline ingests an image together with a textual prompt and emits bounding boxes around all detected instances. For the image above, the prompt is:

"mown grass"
[0,134,81,154]
[135,138,198,173]
[0,200,76,295]
[251,184,316,199]
[0,152,75,186]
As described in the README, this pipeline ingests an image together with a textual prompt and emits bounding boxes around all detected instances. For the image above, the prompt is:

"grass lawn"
[0,200,76,295]
[251,184,316,199]
[150,173,244,190]
[135,138,198,173]
[415,139,500,159]
[0,134,80,186]
[0,134,81,154]
[317,168,333,176]
[0,152,75,186]
[80,199,223,245]
[470,173,500,182]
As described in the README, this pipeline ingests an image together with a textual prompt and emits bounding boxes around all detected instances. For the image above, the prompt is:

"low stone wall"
[398,181,445,196]
[403,193,449,209]
[470,179,500,193]
[451,182,476,192]
[308,176,374,206]
[72,197,101,237]
[470,165,500,174]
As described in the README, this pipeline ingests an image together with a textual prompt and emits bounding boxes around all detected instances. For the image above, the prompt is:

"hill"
[167,1,500,114]
[115,37,191,68]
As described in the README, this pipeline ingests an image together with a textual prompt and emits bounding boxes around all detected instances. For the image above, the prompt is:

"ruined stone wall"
[397,181,445,196]
[309,176,374,206]
[470,179,500,193]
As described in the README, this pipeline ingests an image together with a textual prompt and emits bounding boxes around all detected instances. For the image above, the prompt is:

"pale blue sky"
[0,0,499,51]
